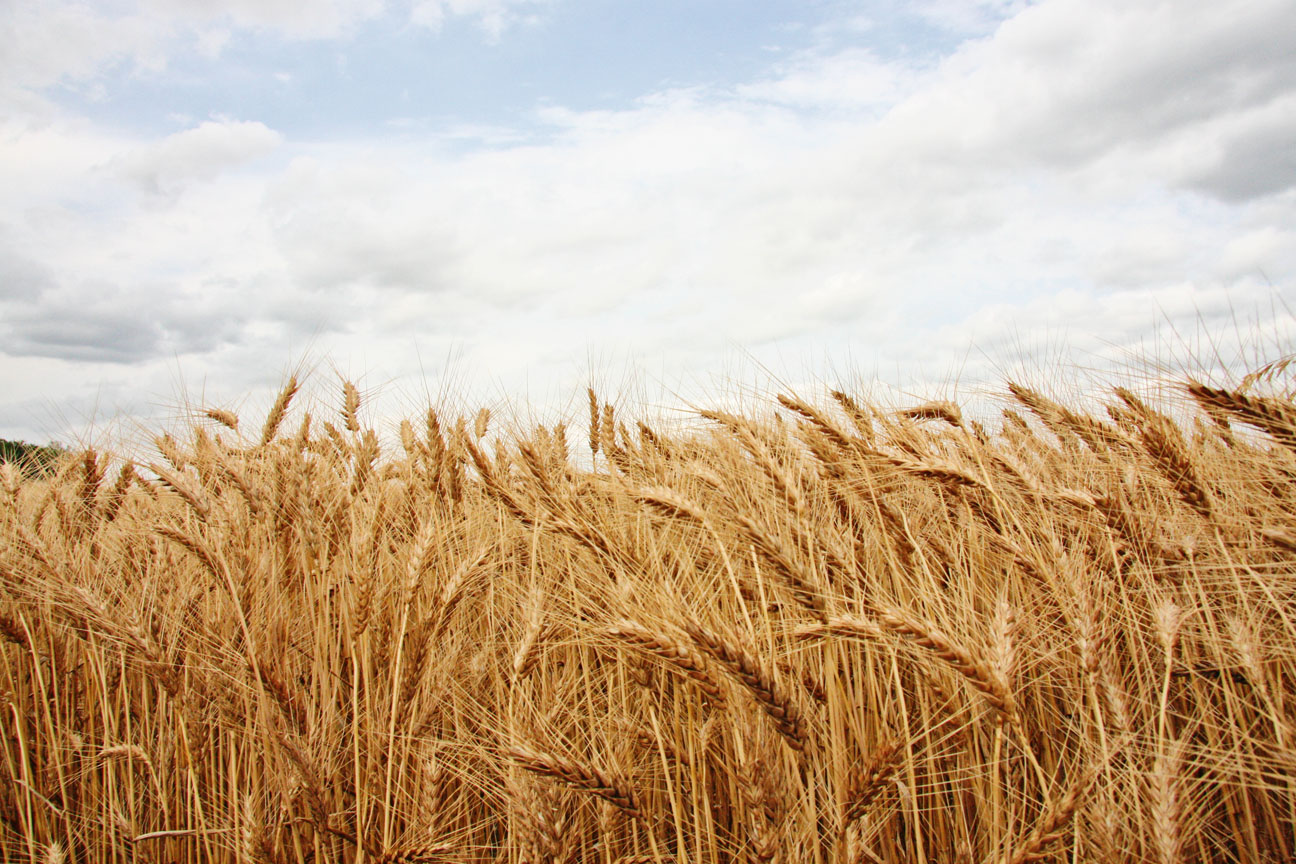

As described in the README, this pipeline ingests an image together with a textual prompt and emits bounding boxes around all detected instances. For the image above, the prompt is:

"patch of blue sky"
[44,0,977,140]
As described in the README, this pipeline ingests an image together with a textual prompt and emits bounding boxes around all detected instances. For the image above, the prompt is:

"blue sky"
[53,1,960,136]
[2,0,1294,446]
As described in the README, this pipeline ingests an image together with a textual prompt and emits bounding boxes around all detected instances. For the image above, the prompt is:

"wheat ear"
[260,376,299,446]
[203,407,239,431]
[842,737,903,825]
[607,619,727,707]
[683,620,809,752]
[804,612,1014,718]
[1186,380,1296,452]
[1114,388,1214,520]
[998,766,1095,864]
[898,400,964,428]
[342,380,362,433]
[507,743,645,820]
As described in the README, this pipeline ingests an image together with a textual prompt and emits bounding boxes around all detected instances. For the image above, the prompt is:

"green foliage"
[0,437,65,477]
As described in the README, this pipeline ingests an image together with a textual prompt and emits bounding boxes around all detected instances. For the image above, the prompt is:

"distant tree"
[0,438,66,478]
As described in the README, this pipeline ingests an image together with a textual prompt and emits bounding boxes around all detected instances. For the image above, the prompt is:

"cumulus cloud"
[263,156,461,294]
[867,0,1296,180]
[2,301,166,364]
[0,116,282,369]
[109,120,283,196]
[1,0,1294,445]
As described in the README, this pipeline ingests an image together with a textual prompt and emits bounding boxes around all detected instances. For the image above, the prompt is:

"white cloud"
[0,228,57,302]
[869,0,1296,177]
[1,0,1294,446]
[1218,227,1294,280]
[937,280,1296,386]
[139,0,387,39]
[264,154,461,294]
[0,0,550,104]
[109,120,283,196]
[0,3,163,90]
[408,0,551,39]
[738,48,910,112]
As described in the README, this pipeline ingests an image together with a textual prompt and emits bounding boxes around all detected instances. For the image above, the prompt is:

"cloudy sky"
[3,0,1294,445]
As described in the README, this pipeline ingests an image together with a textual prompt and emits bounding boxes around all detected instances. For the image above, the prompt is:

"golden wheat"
[0,366,1292,862]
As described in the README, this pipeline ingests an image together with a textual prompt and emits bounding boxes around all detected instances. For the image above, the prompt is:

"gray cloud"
[2,303,164,363]
[1182,103,1296,202]
[877,0,1296,175]
[0,280,249,364]
[0,231,57,302]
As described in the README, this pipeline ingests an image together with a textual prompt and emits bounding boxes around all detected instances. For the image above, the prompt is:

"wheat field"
[1,363,1295,863]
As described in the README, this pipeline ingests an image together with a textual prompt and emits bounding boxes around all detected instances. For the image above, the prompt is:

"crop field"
[1,366,1295,863]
